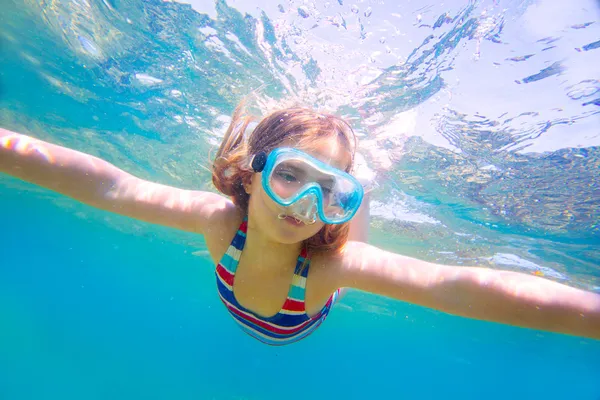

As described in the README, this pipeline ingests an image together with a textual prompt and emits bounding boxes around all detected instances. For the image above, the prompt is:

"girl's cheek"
[271,180,298,198]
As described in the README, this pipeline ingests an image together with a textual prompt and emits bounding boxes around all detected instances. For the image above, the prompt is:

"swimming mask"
[251,147,364,225]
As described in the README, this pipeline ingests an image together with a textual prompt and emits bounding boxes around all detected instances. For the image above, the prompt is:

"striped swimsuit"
[215,217,339,346]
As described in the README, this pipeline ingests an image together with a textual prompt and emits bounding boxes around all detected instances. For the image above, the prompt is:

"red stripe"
[226,304,313,335]
[300,247,307,258]
[281,298,305,312]
[216,264,234,287]
[239,220,248,233]
[325,296,333,308]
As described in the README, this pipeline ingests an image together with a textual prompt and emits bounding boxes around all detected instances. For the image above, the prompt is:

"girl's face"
[246,135,352,244]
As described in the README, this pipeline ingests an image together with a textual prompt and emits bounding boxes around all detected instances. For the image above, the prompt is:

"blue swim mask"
[251,147,364,225]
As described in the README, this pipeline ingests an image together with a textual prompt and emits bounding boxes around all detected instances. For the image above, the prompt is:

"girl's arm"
[0,128,233,234]
[337,242,600,340]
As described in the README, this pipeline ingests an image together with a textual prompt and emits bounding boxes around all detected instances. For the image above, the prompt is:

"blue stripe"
[249,319,324,346]
[220,253,237,272]
[295,261,310,278]
[224,300,310,327]
[231,313,316,340]
[288,284,305,300]
[216,279,234,299]
[230,233,245,251]
[262,312,309,327]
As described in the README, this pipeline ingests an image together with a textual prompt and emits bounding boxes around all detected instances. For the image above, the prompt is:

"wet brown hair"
[212,102,357,255]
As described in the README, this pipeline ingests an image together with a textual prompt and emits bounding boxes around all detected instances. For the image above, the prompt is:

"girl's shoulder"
[203,200,245,263]
[305,247,346,292]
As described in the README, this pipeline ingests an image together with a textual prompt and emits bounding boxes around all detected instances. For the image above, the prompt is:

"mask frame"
[251,147,364,225]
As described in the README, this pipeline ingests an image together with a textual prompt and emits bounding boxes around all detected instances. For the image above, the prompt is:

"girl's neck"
[243,219,304,273]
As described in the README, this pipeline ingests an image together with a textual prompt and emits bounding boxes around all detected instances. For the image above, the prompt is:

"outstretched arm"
[0,128,232,234]
[338,242,600,340]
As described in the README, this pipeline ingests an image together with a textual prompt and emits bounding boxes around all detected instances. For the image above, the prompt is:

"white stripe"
[278,309,305,316]
[291,275,306,288]
[226,247,242,261]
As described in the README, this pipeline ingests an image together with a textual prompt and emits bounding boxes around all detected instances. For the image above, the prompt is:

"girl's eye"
[276,171,297,182]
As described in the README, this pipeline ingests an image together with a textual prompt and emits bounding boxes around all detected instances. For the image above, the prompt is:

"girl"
[1,106,599,345]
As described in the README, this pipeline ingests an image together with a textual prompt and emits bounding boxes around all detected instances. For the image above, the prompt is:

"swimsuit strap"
[218,216,248,276]
[282,246,310,312]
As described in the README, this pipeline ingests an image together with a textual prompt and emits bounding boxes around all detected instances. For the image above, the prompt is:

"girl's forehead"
[284,136,351,170]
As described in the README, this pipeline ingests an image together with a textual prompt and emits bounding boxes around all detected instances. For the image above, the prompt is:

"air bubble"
[364,7,372,17]
[351,4,359,13]
[379,37,386,44]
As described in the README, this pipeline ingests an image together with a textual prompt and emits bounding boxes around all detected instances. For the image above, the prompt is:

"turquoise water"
[1,0,600,399]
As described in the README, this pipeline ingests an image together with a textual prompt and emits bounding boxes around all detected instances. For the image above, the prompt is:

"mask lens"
[322,176,360,220]
[264,148,363,224]
[270,161,309,200]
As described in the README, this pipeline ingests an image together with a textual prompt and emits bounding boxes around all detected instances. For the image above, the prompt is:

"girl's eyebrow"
[279,164,306,177]
[283,160,338,184]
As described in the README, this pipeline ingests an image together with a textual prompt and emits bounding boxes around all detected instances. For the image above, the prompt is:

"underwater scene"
[1,0,599,398]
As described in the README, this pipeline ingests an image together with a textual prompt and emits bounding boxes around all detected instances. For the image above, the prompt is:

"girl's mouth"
[285,215,305,226]
[278,213,305,226]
